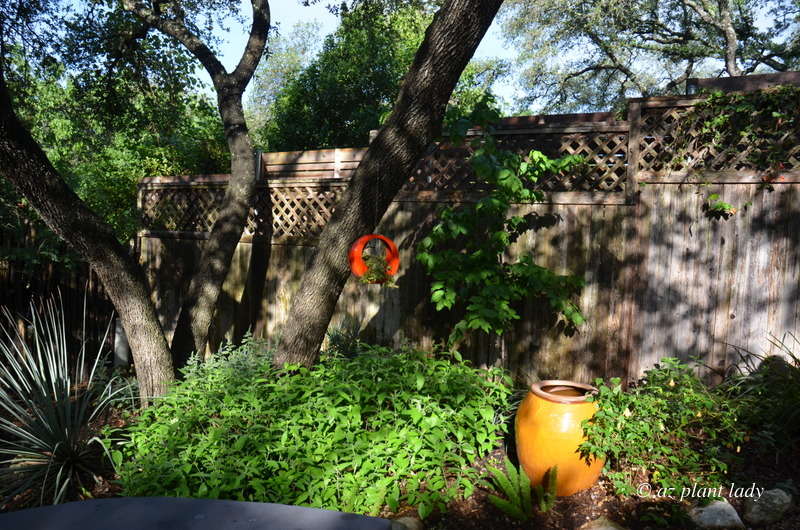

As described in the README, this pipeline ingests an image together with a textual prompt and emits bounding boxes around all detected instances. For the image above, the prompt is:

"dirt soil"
[410,442,800,530]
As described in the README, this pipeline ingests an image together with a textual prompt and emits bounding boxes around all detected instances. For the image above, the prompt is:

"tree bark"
[272,0,504,369]
[123,0,271,365]
[0,64,174,400]
[1,0,271,399]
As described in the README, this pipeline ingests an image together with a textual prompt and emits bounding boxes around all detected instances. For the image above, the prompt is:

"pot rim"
[530,380,598,404]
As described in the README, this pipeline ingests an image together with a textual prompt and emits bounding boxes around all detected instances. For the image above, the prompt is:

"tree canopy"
[1,0,270,398]
[500,0,800,112]
[256,2,434,150]
[249,1,509,151]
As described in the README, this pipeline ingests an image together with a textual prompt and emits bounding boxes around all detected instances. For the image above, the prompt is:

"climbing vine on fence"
[417,104,585,345]
[675,85,799,180]
[670,85,799,218]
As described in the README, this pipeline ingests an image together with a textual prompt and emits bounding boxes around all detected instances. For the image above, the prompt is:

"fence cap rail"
[139,174,231,187]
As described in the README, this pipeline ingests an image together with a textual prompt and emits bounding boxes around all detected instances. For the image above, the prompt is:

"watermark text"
[636,482,763,502]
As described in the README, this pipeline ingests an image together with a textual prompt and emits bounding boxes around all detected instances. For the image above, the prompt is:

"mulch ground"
[409,441,800,530]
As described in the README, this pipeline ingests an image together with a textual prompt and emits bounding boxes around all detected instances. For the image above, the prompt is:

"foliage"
[499,0,800,112]
[581,358,749,496]
[486,458,558,520]
[487,457,533,521]
[674,86,800,181]
[722,333,800,453]
[532,464,558,513]
[116,339,513,519]
[324,321,362,359]
[417,104,585,345]
[246,20,324,149]
[701,193,740,219]
[358,253,397,287]
[0,298,119,508]
[7,53,229,242]
[254,2,509,151]
[258,2,432,150]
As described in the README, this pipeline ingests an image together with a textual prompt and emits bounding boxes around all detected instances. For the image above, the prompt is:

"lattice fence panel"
[399,129,628,196]
[637,101,799,175]
[140,186,226,232]
[140,181,346,242]
[267,183,344,242]
[400,143,485,195]
[498,130,628,192]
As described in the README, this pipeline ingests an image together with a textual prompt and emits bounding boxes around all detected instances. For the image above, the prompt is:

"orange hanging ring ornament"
[349,234,400,285]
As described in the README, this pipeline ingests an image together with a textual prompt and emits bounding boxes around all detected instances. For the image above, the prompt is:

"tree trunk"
[1,0,271,399]
[124,0,271,366]
[0,66,175,400]
[169,91,258,366]
[272,0,504,369]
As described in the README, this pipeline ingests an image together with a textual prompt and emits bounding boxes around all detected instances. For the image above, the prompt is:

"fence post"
[626,100,642,204]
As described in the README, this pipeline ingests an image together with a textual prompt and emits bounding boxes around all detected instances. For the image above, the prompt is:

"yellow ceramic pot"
[515,380,604,497]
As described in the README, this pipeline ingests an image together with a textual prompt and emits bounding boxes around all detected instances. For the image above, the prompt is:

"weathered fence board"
[138,88,800,385]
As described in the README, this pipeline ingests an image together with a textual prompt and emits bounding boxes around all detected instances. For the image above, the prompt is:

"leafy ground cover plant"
[581,358,749,496]
[116,337,513,519]
[0,298,119,508]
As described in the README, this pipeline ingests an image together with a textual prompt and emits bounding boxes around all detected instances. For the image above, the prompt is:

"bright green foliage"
[258,3,431,150]
[581,358,749,496]
[116,338,513,519]
[254,3,509,151]
[11,62,229,242]
[4,3,230,243]
[0,298,120,508]
[702,193,740,219]
[417,106,585,345]
[487,457,533,520]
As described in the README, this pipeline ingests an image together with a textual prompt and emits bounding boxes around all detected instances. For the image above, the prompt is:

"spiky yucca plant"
[0,298,118,508]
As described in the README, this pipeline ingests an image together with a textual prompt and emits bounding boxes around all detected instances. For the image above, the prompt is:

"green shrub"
[117,338,512,519]
[0,298,119,508]
[581,358,748,496]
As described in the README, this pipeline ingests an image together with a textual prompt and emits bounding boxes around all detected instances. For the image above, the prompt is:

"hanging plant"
[348,234,400,287]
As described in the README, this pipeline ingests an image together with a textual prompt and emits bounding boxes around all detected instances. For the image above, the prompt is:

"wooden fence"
[138,92,800,386]
[0,250,116,365]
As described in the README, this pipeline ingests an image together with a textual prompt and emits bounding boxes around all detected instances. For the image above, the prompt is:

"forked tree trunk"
[122,0,271,367]
[168,88,258,366]
[1,1,271,399]
[272,0,504,369]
